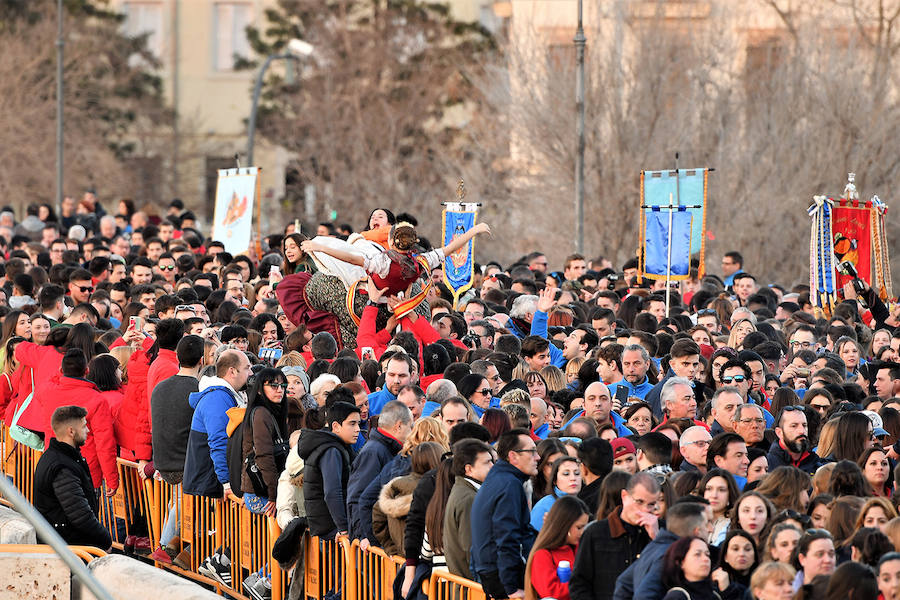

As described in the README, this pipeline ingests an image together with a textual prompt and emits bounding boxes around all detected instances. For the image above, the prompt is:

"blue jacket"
[530,311,566,368]
[368,388,397,416]
[471,460,536,598]
[358,453,412,544]
[607,377,654,401]
[613,528,679,600]
[421,400,441,418]
[562,409,632,437]
[182,379,240,498]
[346,428,402,540]
[533,423,550,440]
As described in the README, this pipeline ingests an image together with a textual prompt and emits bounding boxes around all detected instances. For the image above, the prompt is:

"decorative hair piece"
[393,221,419,243]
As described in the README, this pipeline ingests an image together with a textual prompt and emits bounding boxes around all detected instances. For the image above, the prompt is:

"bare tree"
[0,0,173,215]
[464,1,900,284]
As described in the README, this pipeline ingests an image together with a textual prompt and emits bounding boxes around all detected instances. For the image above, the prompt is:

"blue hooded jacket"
[182,377,240,498]
[470,459,536,597]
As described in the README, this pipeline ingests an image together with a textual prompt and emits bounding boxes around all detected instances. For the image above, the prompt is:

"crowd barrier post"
[305,534,355,600]
[351,541,404,600]
[428,569,487,600]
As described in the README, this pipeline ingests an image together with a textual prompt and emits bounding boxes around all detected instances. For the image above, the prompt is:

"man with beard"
[766,406,824,475]
[33,406,112,549]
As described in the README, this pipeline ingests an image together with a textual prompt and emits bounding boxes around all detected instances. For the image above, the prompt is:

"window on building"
[122,1,164,59]
[213,2,253,71]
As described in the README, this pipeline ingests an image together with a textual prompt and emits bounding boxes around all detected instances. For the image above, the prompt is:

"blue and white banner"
[639,168,710,281]
[643,209,693,278]
[442,203,477,306]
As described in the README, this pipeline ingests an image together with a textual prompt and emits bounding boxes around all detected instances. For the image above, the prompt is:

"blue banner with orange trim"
[442,204,477,308]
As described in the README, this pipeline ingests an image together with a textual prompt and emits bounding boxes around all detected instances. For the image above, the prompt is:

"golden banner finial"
[456,179,466,202]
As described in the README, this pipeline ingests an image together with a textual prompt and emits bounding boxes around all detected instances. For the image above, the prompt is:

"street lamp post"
[574,0,586,254]
[56,0,64,217]
[246,39,313,166]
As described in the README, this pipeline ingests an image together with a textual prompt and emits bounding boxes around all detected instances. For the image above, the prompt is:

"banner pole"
[666,192,674,318]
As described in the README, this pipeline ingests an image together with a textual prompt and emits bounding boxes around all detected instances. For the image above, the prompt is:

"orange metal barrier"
[0,437,491,600]
[306,534,354,600]
[0,543,107,564]
[351,541,404,600]
[0,435,41,506]
[428,569,487,600]
[97,459,150,549]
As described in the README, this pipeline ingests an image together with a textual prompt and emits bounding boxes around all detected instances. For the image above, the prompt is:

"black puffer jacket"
[299,429,352,537]
[33,438,112,549]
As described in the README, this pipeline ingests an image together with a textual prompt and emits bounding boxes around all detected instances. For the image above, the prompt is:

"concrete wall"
[81,554,221,600]
[0,551,70,600]
[0,504,36,544]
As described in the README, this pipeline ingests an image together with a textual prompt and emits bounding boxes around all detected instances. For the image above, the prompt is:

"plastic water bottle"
[557,560,571,583]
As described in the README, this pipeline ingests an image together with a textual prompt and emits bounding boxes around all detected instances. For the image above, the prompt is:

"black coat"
[570,506,652,600]
[299,429,352,537]
[33,438,112,549]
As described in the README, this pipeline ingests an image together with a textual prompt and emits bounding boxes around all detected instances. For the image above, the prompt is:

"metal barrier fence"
[1,429,488,600]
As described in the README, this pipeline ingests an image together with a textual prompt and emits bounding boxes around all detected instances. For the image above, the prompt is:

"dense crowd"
[5,197,900,600]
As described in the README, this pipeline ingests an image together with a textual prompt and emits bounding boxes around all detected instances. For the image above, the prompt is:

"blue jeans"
[160,484,182,547]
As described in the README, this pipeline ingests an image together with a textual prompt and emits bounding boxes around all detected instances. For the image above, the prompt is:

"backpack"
[9,370,44,451]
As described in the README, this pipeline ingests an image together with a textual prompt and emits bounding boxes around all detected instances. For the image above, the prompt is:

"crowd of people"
[5,197,900,600]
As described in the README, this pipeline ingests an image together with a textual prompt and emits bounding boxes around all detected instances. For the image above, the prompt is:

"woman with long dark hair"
[87,354,126,441]
[831,411,875,461]
[360,208,395,248]
[530,456,583,530]
[717,529,760,588]
[241,367,289,516]
[660,536,742,600]
[524,495,589,600]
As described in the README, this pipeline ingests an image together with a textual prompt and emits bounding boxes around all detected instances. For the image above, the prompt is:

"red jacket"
[530,544,576,600]
[116,337,154,461]
[147,348,179,400]
[41,374,119,490]
[13,342,65,431]
[2,366,31,426]
[99,388,126,448]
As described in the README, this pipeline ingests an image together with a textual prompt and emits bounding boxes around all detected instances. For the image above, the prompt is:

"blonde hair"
[816,418,840,460]
[727,318,757,349]
[565,356,585,379]
[812,463,836,497]
[276,351,307,369]
[109,346,134,382]
[540,365,566,393]
[400,417,450,456]
[750,562,796,597]
[500,388,531,409]
[884,517,900,551]
[511,359,530,382]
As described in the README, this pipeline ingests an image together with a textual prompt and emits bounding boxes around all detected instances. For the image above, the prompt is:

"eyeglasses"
[697,309,717,316]
[782,405,805,412]
[176,305,196,313]
[512,448,539,455]
[265,382,288,390]
[682,439,710,448]
[721,375,746,383]
[738,418,766,425]
[809,403,830,411]
[75,286,93,293]
[158,264,176,271]
[475,388,492,396]
[790,340,814,349]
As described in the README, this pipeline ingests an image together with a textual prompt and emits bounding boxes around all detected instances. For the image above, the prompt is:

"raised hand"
[536,286,556,313]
